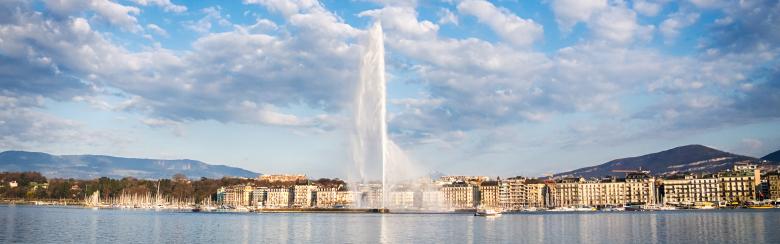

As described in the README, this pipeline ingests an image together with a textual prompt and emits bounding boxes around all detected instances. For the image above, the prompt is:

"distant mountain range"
[0,151,259,180]
[555,145,780,178]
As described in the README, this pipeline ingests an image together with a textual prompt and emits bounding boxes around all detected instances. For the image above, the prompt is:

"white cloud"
[437,8,458,26]
[590,6,645,44]
[550,0,607,31]
[146,24,169,37]
[358,7,438,38]
[660,11,700,43]
[132,0,187,13]
[457,0,543,47]
[633,0,662,16]
[184,6,232,34]
[45,0,143,32]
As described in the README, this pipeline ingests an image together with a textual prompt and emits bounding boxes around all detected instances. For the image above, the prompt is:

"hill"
[554,145,768,178]
[762,150,780,162]
[0,151,259,179]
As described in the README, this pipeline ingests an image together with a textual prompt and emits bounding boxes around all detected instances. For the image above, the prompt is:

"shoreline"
[3,202,778,214]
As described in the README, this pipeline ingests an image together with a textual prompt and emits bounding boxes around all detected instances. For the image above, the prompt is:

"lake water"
[1,205,779,243]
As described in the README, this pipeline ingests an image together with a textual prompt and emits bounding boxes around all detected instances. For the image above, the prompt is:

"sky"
[1,0,779,179]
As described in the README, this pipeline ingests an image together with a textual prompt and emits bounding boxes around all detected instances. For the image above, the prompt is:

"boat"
[475,209,502,216]
[747,204,773,209]
[574,206,596,211]
[693,202,717,210]
[601,206,625,212]
[625,204,648,211]
[658,206,678,211]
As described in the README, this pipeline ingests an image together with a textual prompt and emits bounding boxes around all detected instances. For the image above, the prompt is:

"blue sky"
[1,0,779,178]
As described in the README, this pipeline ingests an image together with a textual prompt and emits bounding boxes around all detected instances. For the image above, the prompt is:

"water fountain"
[352,22,426,211]
[352,22,388,209]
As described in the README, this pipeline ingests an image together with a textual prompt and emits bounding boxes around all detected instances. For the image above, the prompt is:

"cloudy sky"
[1,0,778,178]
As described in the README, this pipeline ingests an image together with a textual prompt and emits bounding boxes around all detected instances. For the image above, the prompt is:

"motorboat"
[475,208,502,216]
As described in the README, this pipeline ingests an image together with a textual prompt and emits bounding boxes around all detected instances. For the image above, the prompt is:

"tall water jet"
[352,22,388,208]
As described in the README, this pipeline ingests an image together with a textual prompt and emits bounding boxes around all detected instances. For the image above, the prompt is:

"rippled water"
[1,205,778,243]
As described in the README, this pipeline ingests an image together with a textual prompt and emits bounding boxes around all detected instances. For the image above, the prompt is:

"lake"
[1,205,778,243]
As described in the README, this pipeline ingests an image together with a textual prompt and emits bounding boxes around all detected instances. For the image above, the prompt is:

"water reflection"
[1,206,779,243]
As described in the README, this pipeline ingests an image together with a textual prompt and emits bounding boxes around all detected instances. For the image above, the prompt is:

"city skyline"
[1,0,779,179]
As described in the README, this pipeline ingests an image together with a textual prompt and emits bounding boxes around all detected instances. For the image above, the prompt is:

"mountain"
[762,150,780,162]
[554,145,769,178]
[0,151,259,179]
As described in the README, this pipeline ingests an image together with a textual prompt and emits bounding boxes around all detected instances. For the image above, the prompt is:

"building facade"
[441,182,478,209]
[266,187,292,208]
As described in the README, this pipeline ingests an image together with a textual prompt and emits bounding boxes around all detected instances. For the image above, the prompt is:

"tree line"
[0,172,345,203]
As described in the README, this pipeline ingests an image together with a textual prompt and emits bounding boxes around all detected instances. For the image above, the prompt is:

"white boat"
[549,207,574,212]
[475,209,502,216]
[574,206,596,211]
[601,206,625,212]
[658,206,678,211]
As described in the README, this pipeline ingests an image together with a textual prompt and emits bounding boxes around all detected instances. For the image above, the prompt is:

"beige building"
[549,178,581,207]
[525,183,547,208]
[503,178,528,210]
[316,187,338,208]
[335,191,359,208]
[252,187,269,207]
[718,167,760,203]
[478,181,500,209]
[259,174,307,183]
[222,185,253,207]
[578,179,628,207]
[662,175,720,205]
[293,185,317,208]
[442,182,478,209]
[767,172,780,200]
[625,173,658,205]
[266,187,292,208]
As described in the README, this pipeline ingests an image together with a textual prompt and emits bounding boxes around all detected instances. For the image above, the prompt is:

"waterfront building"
[550,178,581,207]
[579,178,618,207]
[662,175,695,205]
[718,165,760,203]
[252,187,269,207]
[441,181,478,209]
[625,173,658,205]
[767,171,780,200]
[216,187,225,204]
[498,180,511,210]
[316,187,338,208]
[478,181,500,209]
[335,191,360,208]
[222,185,253,207]
[358,183,383,208]
[421,190,445,210]
[259,174,307,183]
[662,175,720,205]
[266,187,293,208]
[388,191,415,209]
[503,178,528,210]
[293,185,317,208]
[525,182,547,208]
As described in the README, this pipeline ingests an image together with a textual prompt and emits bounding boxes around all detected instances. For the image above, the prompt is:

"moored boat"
[475,209,502,216]
[747,204,773,209]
